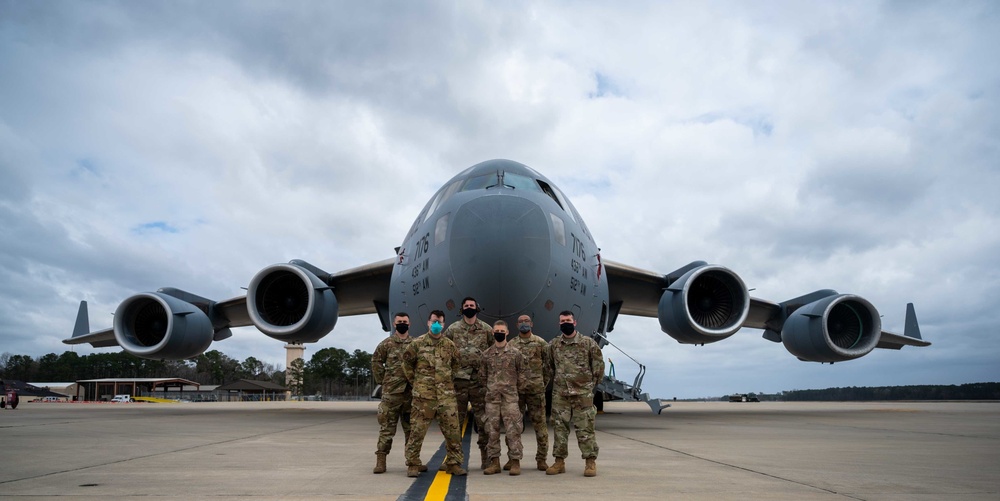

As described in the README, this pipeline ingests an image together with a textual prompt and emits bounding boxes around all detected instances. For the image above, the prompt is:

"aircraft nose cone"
[450,194,550,318]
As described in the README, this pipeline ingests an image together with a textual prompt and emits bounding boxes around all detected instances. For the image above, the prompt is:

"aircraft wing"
[65,257,396,350]
[603,259,665,318]
[325,257,395,316]
[603,259,929,352]
[65,327,118,347]
[603,259,783,326]
[213,256,396,321]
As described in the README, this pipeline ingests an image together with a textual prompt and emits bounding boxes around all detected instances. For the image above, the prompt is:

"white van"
[110,395,133,403]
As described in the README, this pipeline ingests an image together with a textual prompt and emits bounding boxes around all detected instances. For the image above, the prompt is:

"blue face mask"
[430,321,443,335]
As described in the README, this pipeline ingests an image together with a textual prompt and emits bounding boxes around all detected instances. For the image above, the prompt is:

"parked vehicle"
[110,395,133,403]
[1,382,18,409]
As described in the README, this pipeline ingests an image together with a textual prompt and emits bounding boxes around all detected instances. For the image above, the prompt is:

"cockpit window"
[550,185,577,223]
[537,180,563,209]
[461,172,499,191]
[502,172,543,192]
[424,179,463,223]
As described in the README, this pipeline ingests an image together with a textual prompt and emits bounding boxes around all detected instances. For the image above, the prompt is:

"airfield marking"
[397,416,471,501]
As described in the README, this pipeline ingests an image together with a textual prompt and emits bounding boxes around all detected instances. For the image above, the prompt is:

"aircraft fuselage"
[389,159,609,342]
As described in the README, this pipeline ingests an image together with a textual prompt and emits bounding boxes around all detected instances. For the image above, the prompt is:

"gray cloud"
[1,1,998,398]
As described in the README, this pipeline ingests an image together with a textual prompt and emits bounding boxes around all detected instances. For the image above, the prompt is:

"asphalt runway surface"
[1,400,997,500]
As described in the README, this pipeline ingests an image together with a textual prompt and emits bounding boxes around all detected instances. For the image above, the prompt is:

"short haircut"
[394,312,409,319]
[493,320,507,328]
[461,297,478,307]
[558,310,575,319]
[429,309,446,320]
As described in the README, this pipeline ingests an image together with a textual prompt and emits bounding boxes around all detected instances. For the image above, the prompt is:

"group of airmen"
[371,297,605,478]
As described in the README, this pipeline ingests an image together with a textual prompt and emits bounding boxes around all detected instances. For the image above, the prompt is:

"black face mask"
[559,322,575,335]
[462,307,477,318]
[494,332,507,342]
[395,323,409,334]
[518,324,531,334]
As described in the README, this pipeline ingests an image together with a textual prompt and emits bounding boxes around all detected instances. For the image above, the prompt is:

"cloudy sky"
[1,1,997,398]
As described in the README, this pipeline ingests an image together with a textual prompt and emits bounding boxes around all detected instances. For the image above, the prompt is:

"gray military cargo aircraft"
[65,159,929,410]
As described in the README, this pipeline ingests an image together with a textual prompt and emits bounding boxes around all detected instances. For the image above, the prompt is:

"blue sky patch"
[589,72,622,98]
[132,221,179,234]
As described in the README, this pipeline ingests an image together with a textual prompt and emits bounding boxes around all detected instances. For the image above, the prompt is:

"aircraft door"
[418,304,429,328]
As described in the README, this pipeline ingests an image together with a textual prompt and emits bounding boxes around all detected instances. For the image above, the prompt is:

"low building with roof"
[215,379,288,401]
[75,378,202,401]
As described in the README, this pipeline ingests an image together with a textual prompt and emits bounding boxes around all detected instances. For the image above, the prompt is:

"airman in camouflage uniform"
[444,297,493,468]
[510,314,552,471]
[371,313,420,474]
[546,310,605,477]
[480,321,526,475]
[401,310,467,477]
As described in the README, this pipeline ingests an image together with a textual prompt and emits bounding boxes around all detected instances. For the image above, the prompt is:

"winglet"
[72,301,90,338]
[904,303,922,340]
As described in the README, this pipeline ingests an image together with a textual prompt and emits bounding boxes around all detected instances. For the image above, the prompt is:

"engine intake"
[659,265,750,344]
[781,294,881,362]
[113,292,214,359]
[247,263,338,343]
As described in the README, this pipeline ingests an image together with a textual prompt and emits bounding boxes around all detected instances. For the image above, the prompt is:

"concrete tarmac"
[0,400,997,500]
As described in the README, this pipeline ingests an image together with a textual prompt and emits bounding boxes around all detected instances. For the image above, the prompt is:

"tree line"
[0,347,373,399]
[780,383,1000,401]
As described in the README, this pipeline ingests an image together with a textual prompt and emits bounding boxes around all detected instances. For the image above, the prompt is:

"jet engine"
[246,262,339,343]
[113,292,214,359]
[658,265,750,344]
[781,294,881,363]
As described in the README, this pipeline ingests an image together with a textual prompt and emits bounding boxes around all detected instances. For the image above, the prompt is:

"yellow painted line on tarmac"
[421,417,468,501]
[425,471,452,500]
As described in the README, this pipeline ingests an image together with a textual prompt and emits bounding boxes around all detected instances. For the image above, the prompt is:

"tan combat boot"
[502,458,513,471]
[416,462,428,472]
[373,453,387,474]
[445,463,468,476]
[536,459,548,471]
[546,458,566,475]
[407,465,421,477]
[584,457,597,477]
[508,459,520,476]
[483,457,501,475]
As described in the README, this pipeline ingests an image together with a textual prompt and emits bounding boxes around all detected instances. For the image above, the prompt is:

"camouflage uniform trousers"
[375,390,412,454]
[454,377,488,450]
[551,393,599,459]
[404,396,465,467]
[518,391,549,461]
[485,393,523,460]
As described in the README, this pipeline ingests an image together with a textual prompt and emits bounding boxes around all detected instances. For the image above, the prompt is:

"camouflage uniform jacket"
[509,333,552,394]
[480,344,526,401]
[444,318,493,380]
[372,334,413,395]
[402,333,460,401]
[548,333,605,397]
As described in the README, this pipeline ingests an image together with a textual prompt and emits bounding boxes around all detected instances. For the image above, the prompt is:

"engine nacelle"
[114,292,214,360]
[659,265,750,344]
[781,294,881,363]
[247,263,338,343]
